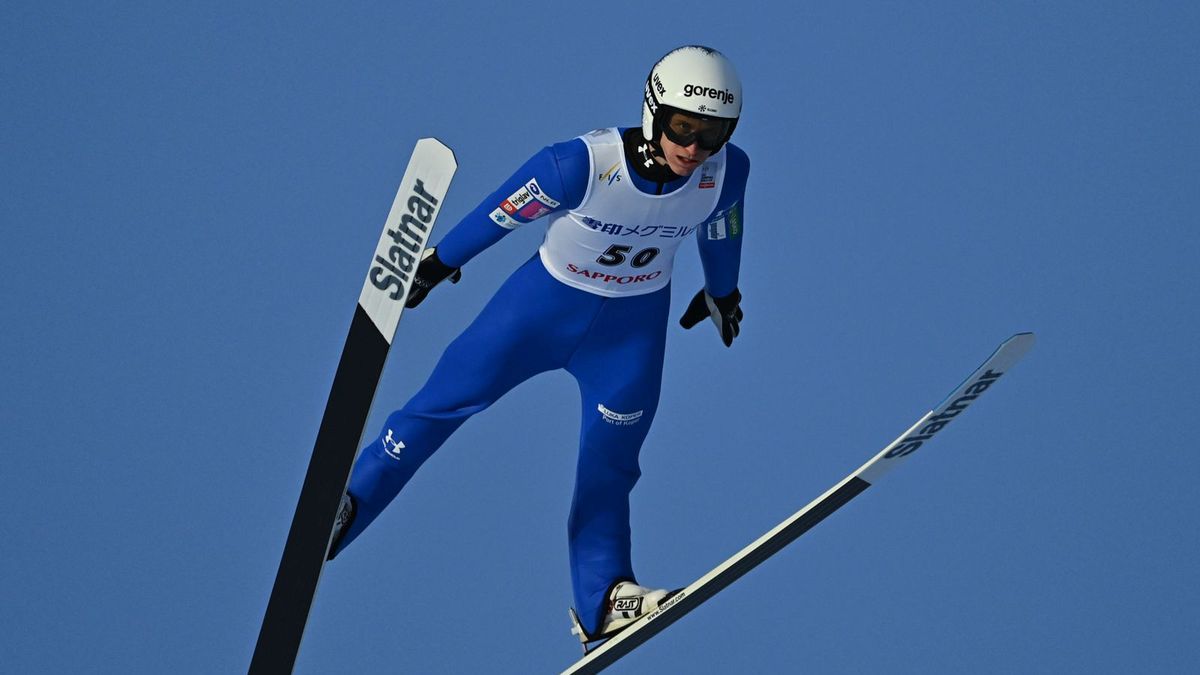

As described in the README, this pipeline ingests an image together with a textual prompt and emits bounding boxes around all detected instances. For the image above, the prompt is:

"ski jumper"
[334,128,750,635]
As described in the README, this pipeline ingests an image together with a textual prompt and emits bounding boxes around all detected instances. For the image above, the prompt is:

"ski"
[561,332,1035,674]
[250,139,457,674]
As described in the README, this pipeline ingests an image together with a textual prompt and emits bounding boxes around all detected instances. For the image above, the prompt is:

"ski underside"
[250,139,458,674]
[562,332,1035,674]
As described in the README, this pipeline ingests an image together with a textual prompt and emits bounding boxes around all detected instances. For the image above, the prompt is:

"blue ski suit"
[334,128,749,635]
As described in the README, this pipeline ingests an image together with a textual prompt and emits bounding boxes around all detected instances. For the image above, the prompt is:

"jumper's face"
[656,110,728,176]
[657,130,711,176]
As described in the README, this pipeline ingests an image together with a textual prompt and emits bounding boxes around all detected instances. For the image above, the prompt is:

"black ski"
[250,139,457,674]
[563,332,1035,673]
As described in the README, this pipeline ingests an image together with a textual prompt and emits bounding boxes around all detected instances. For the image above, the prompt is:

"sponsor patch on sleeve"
[727,202,742,238]
[496,177,562,225]
[489,208,516,229]
[703,203,742,240]
[706,216,727,240]
[524,178,560,209]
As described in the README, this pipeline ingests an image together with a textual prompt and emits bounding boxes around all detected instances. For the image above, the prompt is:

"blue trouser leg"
[335,257,590,554]
[332,256,672,638]
[566,286,670,636]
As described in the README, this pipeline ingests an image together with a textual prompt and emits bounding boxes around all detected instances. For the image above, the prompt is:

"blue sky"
[2,1,1197,673]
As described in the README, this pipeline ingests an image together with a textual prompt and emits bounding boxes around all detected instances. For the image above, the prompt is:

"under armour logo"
[383,429,405,460]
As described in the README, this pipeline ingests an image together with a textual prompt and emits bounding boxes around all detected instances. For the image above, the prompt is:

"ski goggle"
[660,110,733,151]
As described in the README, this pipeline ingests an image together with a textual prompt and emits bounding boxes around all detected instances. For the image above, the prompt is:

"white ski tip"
[357,138,459,341]
[858,332,1035,484]
[414,137,458,169]
[997,332,1036,365]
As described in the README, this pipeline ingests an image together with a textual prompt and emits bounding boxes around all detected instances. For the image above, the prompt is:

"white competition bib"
[538,128,726,297]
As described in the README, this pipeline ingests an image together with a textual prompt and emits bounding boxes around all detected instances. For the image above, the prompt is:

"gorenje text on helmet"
[682,84,736,106]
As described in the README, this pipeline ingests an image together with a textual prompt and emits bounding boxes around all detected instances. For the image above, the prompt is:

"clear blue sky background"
[3,2,1197,673]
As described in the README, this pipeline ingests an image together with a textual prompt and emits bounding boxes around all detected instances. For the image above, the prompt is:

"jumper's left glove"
[679,287,743,347]
[405,247,462,309]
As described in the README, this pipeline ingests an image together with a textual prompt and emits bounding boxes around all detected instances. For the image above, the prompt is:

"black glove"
[679,287,743,347]
[405,247,462,308]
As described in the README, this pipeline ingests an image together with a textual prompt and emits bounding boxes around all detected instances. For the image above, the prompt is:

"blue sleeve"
[435,139,590,268]
[695,143,750,298]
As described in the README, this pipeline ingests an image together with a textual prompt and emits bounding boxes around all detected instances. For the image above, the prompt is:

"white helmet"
[642,45,742,151]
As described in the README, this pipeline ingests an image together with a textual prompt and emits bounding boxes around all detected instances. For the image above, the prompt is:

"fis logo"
[383,429,406,460]
[599,162,622,185]
[369,179,442,301]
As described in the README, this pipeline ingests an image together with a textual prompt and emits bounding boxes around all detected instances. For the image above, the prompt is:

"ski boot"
[325,492,356,561]
[568,582,679,653]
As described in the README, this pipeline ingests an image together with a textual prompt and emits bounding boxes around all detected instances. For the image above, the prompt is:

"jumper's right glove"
[405,247,462,308]
[679,287,743,347]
